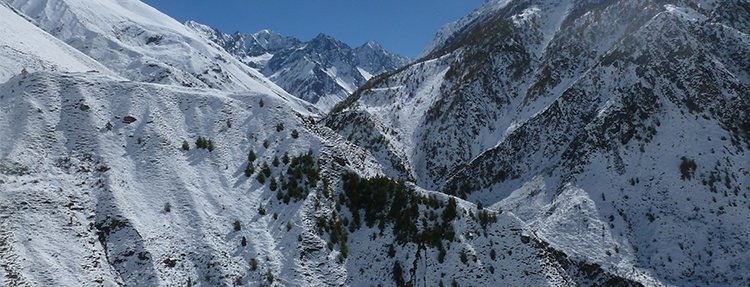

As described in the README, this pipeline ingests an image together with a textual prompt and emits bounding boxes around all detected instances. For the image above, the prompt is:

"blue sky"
[142,0,483,58]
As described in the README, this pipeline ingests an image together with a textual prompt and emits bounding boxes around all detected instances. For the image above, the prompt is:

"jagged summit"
[186,21,410,111]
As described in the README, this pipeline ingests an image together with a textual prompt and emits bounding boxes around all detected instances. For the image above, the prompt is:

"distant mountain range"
[186,21,410,111]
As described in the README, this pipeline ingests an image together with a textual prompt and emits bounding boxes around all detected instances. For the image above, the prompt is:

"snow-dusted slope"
[0,71,635,287]
[0,70,363,286]
[0,2,604,286]
[3,0,748,286]
[328,0,750,286]
[419,0,512,58]
[4,0,290,96]
[186,22,410,112]
[0,3,115,82]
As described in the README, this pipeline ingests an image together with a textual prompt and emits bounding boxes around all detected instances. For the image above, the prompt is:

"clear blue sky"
[142,0,483,58]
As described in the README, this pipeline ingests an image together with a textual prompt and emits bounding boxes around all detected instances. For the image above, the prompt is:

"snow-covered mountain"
[0,1,598,286]
[185,21,301,70]
[0,2,116,82]
[3,0,291,95]
[186,21,410,111]
[327,0,750,286]
[2,0,749,286]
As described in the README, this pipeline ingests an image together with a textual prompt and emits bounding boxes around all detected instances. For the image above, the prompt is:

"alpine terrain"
[0,0,747,287]
[186,21,410,111]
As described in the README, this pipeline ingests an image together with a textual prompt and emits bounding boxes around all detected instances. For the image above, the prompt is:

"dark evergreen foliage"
[244,164,255,177]
[194,136,214,152]
[680,157,698,180]
[340,172,457,247]
[393,261,405,286]
[233,219,241,231]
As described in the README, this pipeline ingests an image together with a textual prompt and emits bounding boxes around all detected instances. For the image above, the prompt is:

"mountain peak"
[358,40,384,51]
[311,32,337,42]
[308,33,346,50]
[252,28,282,38]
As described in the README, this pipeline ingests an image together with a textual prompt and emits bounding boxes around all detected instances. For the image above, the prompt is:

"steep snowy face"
[419,0,512,58]
[263,33,365,111]
[0,70,384,286]
[186,21,303,69]
[354,41,410,76]
[328,1,750,286]
[186,22,410,111]
[4,0,289,95]
[0,74,644,287]
[0,5,649,284]
[0,3,115,82]
[244,30,303,57]
[330,0,592,188]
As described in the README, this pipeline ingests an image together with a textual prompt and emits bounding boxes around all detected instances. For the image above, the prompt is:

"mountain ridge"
[185,21,411,111]
[326,1,750,286]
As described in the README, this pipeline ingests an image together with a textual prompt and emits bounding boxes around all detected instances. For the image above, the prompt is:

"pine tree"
[269,177,278,191]
[393,261,405,286]
[182,140,190,151]
[248,150,257,162]
[257,172,266,184]
[249,258,258,270]
[206,139,214,152]
[244,164,255,177]
[195,137,205,149]
[272,156,280,167]
[443,197,458,222]
[291,129,300,139]
[163,202,171,213]
[262,162,272,177]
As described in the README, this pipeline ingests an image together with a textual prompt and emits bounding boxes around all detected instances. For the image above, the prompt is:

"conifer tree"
[244,164,255,177]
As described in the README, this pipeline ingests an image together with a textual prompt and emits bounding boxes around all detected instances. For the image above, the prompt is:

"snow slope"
[0,70,381,286]
[0,3,115,82]
[0,3,579,285]
[4,0,290,96]
[2,0,748,286]
[0,71,627,287]
[329,0,750,286]
[419,0,512,58]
